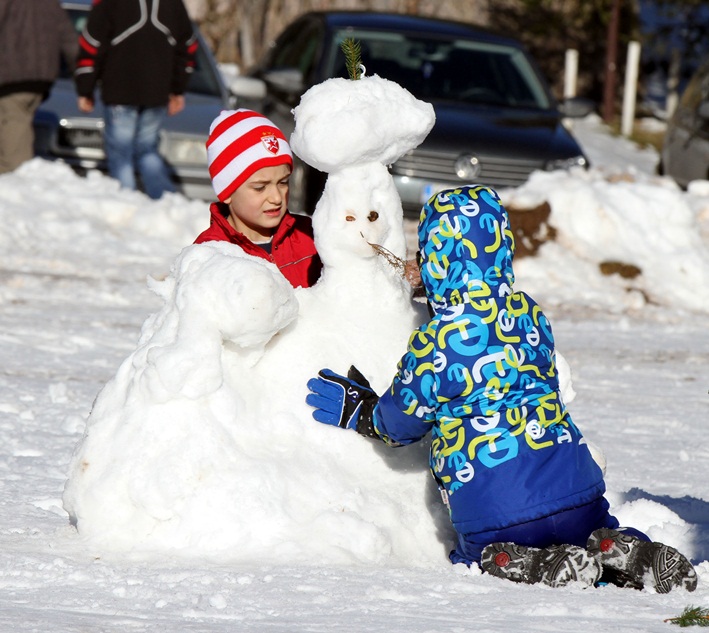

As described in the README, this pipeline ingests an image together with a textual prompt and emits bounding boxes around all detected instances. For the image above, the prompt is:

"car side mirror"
[262,68,305,95]
[229,76,267,100]
[558,97,595,118]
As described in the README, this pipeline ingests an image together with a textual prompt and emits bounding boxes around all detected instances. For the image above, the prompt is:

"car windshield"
[62,8,222,97]
[327,28,551,109]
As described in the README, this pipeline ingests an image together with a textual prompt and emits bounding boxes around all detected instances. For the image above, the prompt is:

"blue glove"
[306,366,380,438]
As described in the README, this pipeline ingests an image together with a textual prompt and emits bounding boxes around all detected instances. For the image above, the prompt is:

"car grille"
[391,148,544,188]
[55,125,105,159]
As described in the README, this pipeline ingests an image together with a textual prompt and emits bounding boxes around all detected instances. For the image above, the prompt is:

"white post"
[665,48,681,119]
[564,49,579,99]
[621,41,641,137]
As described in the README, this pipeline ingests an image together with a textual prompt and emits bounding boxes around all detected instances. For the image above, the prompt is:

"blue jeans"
[103,105,175,199]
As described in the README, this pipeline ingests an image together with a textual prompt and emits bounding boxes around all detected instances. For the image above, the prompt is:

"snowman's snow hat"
[207,109,293,202]
[290,76,435,174]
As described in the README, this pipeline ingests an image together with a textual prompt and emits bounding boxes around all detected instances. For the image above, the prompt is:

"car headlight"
[161,135,207,166]
[455,154,482,180]
[545,155,588,171]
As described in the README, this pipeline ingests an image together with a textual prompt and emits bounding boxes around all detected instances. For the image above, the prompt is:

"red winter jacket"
[194,203,322,289]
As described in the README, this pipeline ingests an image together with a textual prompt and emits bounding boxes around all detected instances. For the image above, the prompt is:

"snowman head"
[311,162,406,268]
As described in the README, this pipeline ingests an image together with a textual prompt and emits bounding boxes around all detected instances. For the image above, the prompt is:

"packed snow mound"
[311,162,409,271]
[62,244,298,543]
[505,168,709,314]
[62,235,443,564]
[290,75,435,172]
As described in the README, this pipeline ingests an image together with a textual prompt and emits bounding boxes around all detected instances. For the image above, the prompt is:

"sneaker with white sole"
[481,542,602,588]
[587,528,697,593]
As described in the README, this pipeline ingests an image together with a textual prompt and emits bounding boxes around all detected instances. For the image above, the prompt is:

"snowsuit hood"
[418,186,515,314]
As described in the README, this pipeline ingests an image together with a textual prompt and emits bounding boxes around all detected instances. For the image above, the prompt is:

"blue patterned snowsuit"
[373,185,609,563]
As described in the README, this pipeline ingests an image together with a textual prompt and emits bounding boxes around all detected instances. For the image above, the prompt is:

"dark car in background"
[659,57,709,187]
[232,11,593,215]
[33,0,234,200]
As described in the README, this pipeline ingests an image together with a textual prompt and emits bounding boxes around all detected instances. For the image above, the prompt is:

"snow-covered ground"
[1,113,709,632]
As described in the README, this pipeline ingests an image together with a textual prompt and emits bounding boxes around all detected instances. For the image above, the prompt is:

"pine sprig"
[665,606,709,627]
[340,38,363,80]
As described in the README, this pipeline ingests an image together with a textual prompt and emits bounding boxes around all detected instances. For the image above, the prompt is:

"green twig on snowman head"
[341,38,365,80]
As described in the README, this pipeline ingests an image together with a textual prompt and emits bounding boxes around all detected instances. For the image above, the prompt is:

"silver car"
[660,57,709,187]
[33,0,233,200]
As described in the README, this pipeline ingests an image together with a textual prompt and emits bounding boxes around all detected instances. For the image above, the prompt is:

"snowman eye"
[368,211,379,222]
[345,215,356,222]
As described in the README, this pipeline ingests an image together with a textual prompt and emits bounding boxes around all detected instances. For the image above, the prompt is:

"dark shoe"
[587,528,697,593]
[481,542,602,588]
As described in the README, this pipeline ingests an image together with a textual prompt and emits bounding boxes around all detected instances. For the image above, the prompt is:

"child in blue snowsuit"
[306,185,697,592]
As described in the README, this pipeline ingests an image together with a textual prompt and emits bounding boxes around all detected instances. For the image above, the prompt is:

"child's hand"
[306,366,379,437]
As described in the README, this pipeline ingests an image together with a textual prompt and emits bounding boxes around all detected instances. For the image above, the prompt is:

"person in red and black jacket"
[74,0,197,199]
[194,109,322,289]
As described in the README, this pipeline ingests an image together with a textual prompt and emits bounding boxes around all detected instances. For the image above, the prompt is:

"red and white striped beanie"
[207,109,293,202]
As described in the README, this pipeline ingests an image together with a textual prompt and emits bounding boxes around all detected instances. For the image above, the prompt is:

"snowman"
[248,72,436,402]
[62,70,452,564]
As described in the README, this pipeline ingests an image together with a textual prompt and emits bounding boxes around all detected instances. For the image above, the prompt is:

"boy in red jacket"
[194,109,322,288]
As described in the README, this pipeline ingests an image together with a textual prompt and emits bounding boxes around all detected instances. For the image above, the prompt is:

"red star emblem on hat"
[261,135,279,154]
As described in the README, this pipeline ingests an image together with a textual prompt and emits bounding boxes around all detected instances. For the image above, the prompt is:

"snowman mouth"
[364,236,405,276]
